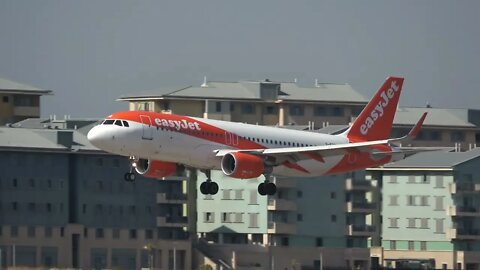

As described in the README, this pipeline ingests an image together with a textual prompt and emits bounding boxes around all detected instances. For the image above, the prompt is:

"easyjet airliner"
[87,77,428,196]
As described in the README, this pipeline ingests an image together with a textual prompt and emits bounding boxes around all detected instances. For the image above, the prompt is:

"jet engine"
[135,159,177,179]
[221,152,264,179]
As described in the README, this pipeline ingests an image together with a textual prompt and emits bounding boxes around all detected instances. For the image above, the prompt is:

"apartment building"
[0,77,52,125]
[0,118,192,269]
[119,79,480,150]
[368,149,480,270]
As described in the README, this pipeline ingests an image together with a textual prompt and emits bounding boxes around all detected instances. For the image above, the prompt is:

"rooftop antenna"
[315,79,320,88]
[201,76,208,88]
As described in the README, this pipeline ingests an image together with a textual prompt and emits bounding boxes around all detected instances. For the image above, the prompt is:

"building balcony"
[446,228,480,240]
[345,178,374,192]
[345,224,376,237]
[267,222,297,235]
[13,106,40,116]
[345,201,376,213]
[156,193,187,204]
[267,198,297,211]
[272,177,296,188]
[156,216,188,228]
[447,206,480,217]
[449,183,480,194]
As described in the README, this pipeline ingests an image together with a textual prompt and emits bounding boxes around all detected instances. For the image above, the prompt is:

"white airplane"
[88,76,427,196]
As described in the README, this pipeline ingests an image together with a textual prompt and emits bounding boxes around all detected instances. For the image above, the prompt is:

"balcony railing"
[447,206,480,217]
[267,198,297,211]
[449,182,480,194]
[156,216,188,227]
[346,201,376,213]
[345,178,374,191]
[346,224,375,237]
[267,221,296,234]
[156,193,187,204]
[447,228,480,240]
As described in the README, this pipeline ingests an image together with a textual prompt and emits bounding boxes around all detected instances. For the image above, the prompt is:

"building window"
[289,104,304,116]
[82,204,87,214]
[129,229,137,239]
[221,212,231,223]
[450,131,465,142]
[46,203,52,213]
[390,240,396,250]
[332,107,344,116]
[14,95,35,106]
[215,102,222,113]
[297,214,303,222]
[435,219,444,234]
[420,218,429,229]
[408,241,415,250]
[11,226,18,237]
[435,176,444,188]
[12,202,18,211]
[28,226,36,237]
[420,196,429,206]
[204,212,214,223]
[331,215,337,223]
[389,195,399,206]
[420,241,427,250]
[297,190,303,198]
[29,178,35,187]
[314,106,327,116]
[281,237,289,246]
[248,213,259,228]
[113,158,120,167]
[2,96,9,103]
[45,227,52,238]
[234,213,243,223]
[407,195,415,206]
[388,218,399,228]
[234,189,243,200]
[330,192,336,199]
[84,228,88,238]
[112,228,120,239]
[430,131,441,141]
[407,175,416,183]
[222,189,231,200]
[316,237,323,247]
[407,218,416,228]
[12,178,18,188]
[434,196,444,211]
[388,175,397,183]
[241,104,255,114]
[249,190,258,205]
[47,179,52,188]
[95,228,104,239]
[28,202,36,212]
[264,105,276,115]
[145,229,153,239]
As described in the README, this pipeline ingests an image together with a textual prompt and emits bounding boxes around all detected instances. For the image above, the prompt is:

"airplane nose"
[87,125,109,148]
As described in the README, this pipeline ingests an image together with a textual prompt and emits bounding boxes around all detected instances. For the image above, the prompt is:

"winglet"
[408,112,427,137]
[389,112,428,145]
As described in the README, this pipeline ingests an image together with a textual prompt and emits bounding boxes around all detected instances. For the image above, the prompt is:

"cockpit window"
[114,120,123,126]
[103,120,115,125]
[122,120,129,127]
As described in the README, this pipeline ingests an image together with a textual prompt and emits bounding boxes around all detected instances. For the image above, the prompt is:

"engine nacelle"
[135,159,177,179]
[221,152,264,179]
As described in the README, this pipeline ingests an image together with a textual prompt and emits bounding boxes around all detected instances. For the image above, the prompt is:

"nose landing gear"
[124,156,137,182]
[199,170,219,195]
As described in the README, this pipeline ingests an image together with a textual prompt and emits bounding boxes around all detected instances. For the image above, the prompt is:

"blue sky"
[1,1,479,117]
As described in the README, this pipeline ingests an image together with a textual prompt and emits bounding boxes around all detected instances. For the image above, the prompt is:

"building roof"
[118,80,367,104]
[394,107,476,128]
[0,118,101,152]
[376,148,480,169]
[0,77,52,95]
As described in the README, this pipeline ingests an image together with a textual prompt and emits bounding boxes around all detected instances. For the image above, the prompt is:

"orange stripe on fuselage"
[108,111,266,150]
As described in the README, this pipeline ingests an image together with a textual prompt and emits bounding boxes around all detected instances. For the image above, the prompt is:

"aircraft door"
[140,115,153,140]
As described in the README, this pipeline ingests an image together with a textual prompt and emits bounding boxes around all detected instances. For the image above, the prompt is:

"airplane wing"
[215,112,430,162]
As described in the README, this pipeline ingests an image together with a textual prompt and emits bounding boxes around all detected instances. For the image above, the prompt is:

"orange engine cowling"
[221,152,264,179]
[135,159,177,179]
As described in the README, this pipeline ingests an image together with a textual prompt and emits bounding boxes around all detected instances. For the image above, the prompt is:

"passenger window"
[103,120,114,125]
[114,120,123,126]
[122,121,129,127]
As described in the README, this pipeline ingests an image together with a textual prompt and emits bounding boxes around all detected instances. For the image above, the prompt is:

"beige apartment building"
[0,77,52,125]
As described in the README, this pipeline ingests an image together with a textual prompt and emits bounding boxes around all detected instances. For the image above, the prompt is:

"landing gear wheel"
[258,183,267,196]
[200,182,209,194]
[208,182,219,195]
[124,172,136,182]
[265,182,276,195]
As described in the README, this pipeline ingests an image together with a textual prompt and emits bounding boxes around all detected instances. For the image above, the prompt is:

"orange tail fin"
[346,76,404,142]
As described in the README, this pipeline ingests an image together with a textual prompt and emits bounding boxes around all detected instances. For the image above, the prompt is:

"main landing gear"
[200,170,219,195]
[257,167,276,196]
[124,156,137,182]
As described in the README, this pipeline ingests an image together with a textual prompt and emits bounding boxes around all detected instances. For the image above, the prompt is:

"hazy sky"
[1,1,479,118]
